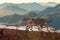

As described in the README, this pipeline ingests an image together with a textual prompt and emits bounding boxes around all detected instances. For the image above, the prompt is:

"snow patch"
[0,24,60,33]
[56,30,60,33]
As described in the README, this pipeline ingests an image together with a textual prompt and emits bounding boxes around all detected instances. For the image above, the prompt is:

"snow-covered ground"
[0,24,60,33]
[56,30,60,33]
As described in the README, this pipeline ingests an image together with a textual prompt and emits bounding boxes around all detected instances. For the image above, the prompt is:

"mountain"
[47,4,60,29]
[40,4,60,16]
[37,4,60,29]
[40,2,58,7]
[17,2,48,11]
[18,2,58,11]
[0,3,60,29]
[24,11,38,18]
[0,3,28,16]
[48,2,57,4]
[39,7,55,16]
[0,2,58,16]
[38,4,60,17]
[0,14,23,23]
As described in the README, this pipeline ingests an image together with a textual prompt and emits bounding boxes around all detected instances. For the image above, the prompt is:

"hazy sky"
[0,0,60,4]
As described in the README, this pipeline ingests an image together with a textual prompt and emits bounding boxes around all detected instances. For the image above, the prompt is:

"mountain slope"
[0,3,28,16]
[38,4,60,29]
[0,3,57,16]
[17,2,48,11]
[0,14,23,23]
[25,11,38,18]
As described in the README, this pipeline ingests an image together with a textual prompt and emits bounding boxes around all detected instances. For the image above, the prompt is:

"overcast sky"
[0,0,60,4]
